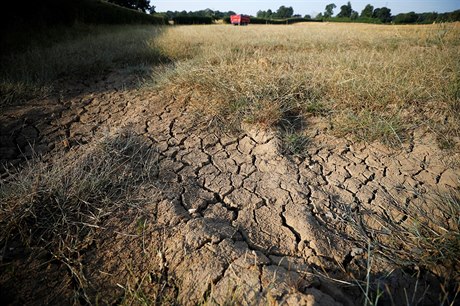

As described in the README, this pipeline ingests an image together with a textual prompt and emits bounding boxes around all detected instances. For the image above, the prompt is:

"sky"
[152,0,460,16]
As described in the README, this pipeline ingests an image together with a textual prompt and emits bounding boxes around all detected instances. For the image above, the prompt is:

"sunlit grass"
[152,23,460,149]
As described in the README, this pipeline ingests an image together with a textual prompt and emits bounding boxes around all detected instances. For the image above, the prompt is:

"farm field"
[1,23,459,305]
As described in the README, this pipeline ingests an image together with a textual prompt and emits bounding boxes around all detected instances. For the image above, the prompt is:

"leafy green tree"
[257,9,274,18]
[315,12,323,20]
[107,0,151,13]
[337,1,352,18]
[276,6,294,18]
[304,14,312,20]
[360,4,374,18]
[373,7,392,23]
[351,11,359,20]
[324,3,336,18]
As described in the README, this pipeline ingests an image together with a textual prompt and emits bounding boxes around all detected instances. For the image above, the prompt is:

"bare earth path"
[1,72,459,305]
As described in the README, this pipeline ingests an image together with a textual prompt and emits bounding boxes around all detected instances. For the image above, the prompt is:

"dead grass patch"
[151,23,460,150]
[0,129,159,302]
[335,188,460,304]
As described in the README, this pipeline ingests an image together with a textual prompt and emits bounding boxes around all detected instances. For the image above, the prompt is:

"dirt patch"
[1,72,459,305]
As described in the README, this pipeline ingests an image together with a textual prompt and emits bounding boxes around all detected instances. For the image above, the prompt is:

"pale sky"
[152,0,460,16]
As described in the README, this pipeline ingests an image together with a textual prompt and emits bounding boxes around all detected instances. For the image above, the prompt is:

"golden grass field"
[153,23,460,148]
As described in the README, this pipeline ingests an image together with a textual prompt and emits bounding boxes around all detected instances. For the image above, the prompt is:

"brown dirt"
[1,70,459,305]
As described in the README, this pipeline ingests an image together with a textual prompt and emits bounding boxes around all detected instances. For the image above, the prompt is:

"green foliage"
[152,13,170,25]
[329,17,382,24]
[393,10,460,24]
[1,0,166,35]
[79,1,167,24]
[172,16,213,25]
[337,1,353,18]
[393,12,419,24]
[372,7,392,23]
[304,101,330,115]
[357,17,382,24]
[281,131,309,156]
[333,111,407,147]
[248,17,320,24]
[351,11,359,20]
[107,0,150,12]
[164,9,235,21]
[256,6,294,19]
[361,4,374,18]
[324,3,337,19]
[275,6,294,18]
[256,9,273,18]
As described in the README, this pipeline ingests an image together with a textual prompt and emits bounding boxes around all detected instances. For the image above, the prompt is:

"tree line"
[316,2,460,24]
[161,9,236,21]
[105,0,460,24]
[256,6,299,19]
[246,3,460,24]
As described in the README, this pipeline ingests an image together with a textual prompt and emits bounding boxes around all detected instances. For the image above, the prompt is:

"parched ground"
[1,70,459,305]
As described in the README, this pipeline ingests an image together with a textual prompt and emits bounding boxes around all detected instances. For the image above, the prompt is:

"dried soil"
[1,71,458,305]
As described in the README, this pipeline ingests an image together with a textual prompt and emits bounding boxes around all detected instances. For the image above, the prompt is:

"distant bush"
[393,12,419,24]
[329,17,382,24]
[223,17,321,25]
[172,16,213,25]
[355,17,383,24]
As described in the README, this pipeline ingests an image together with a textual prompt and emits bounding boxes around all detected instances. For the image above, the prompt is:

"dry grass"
[152,23,460,149]
[0,130,159,302]
[0,25,166,105]
[334,188,460,305]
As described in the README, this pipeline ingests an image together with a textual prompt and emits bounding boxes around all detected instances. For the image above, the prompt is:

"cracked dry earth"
[1,72,459,305]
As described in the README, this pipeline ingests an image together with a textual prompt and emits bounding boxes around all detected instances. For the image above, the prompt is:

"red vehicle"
[230,14,250,26]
